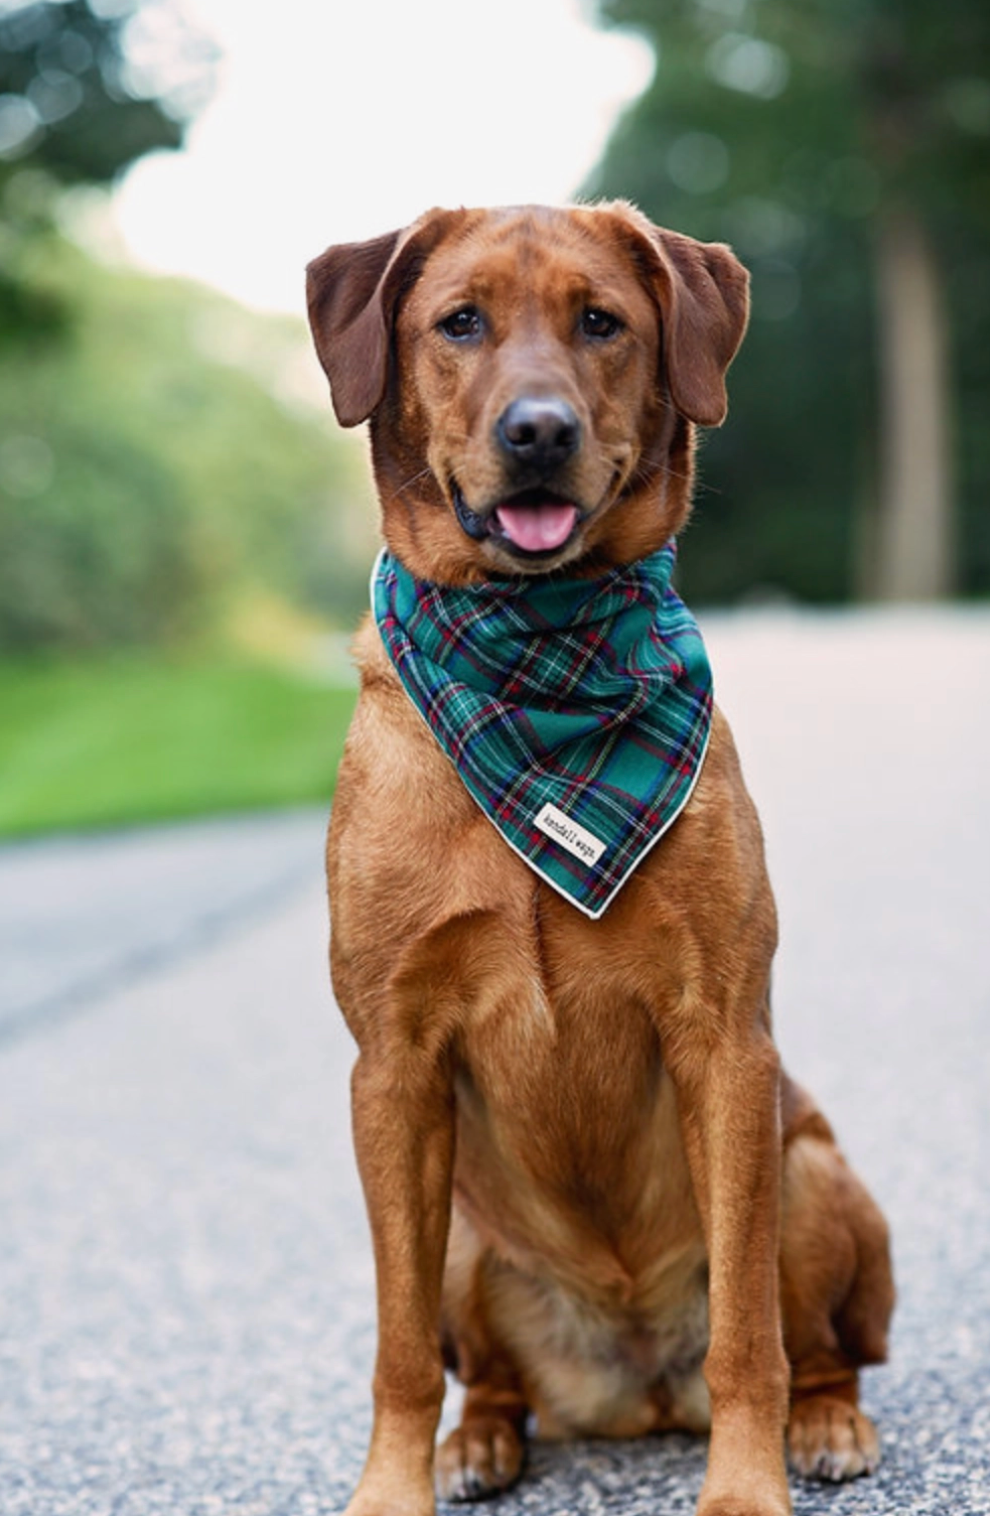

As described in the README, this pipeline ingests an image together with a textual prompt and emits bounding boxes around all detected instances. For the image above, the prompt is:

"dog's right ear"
[306,211,459,427]
[306,229,401,428]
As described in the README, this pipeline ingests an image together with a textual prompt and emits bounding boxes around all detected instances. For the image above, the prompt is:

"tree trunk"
[870,203,955,600]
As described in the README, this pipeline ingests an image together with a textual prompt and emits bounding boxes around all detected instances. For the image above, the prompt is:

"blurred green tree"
[0,238,375,652]
[0,0,216,337]
[0,8,373,654]
[588,0,990,602]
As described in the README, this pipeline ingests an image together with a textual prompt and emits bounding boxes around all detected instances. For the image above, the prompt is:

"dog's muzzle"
[452,395,584,561]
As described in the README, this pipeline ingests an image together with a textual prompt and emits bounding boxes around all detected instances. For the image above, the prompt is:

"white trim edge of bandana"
[369,549,714,921]
[481,719,712,920]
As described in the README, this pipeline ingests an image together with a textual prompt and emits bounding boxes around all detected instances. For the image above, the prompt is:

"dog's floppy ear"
[306,229,402,427]
[306,210,461,427]
[612,206,749,427]
[651,228,750,427]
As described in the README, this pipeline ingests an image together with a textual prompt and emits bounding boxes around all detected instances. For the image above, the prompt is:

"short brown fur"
[307,203,894,1516]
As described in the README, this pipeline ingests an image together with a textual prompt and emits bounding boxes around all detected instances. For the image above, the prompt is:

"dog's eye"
[581,308,623,340]
[438,307,483,342]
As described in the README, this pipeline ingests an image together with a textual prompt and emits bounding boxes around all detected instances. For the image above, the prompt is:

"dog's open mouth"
[454,484,580,560]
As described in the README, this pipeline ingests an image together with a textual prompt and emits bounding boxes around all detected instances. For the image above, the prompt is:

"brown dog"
[307,202,894,1516]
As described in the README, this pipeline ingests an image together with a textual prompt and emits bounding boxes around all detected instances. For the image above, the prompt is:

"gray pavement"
[0,808,326,1046]
[1,606,988,1515]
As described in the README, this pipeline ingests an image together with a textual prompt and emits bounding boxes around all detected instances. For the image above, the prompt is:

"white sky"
[111,0,654,316]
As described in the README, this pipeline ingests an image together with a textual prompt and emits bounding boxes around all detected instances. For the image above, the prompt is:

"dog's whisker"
[623,453,721,500]
[387,466,434,504]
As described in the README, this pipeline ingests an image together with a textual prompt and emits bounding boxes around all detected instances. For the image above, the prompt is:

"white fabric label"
[534,803,606,867]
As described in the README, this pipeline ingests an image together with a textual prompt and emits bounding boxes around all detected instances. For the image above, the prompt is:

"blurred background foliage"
[0,0,374,832]
[0,0,203,334]
[0,235,374,653]
[0,0,373,657]
[588,0,990,606]
[0,0,987,832]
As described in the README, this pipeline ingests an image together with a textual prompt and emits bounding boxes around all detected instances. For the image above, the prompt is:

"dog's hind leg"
[779,1078,895,1482]
[436,1209,528,1502]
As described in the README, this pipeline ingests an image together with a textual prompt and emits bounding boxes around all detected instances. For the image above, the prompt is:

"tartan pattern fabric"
[372,541,713,918]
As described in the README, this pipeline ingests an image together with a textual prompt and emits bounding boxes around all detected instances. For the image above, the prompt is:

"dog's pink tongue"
[495,501,578,552]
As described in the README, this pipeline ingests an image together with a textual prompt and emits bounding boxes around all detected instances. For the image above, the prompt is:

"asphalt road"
[1,606,988,1516]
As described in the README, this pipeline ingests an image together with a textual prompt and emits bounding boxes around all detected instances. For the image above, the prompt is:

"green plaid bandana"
[372,541,713,919]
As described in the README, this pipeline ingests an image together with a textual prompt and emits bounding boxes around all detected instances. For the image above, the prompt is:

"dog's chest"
[455,964,662,1125]
[450,946,701,1274]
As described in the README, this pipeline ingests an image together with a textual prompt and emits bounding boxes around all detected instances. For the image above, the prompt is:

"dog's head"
[307,202,749,584]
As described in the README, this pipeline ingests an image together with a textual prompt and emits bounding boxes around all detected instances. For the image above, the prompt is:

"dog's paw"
[787,1395,880,1481]
[435,1416,524,1502]
[343,1479,435,1516]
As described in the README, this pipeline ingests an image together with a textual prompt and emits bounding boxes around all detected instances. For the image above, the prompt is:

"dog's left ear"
[306,209,461,427]
[614,208,750,427]
[651,228,750,427]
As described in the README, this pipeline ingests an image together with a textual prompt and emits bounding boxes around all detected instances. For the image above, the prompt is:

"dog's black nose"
[496,397,581,470]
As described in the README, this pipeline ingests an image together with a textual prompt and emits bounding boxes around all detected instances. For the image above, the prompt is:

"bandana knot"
[372,540,713,918]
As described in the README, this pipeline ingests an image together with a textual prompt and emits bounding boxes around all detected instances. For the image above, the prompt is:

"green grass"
[0,655,357,838]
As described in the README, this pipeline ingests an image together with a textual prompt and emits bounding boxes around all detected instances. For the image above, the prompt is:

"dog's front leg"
[346,1045,454,1516]
[669,1023,792,1516]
